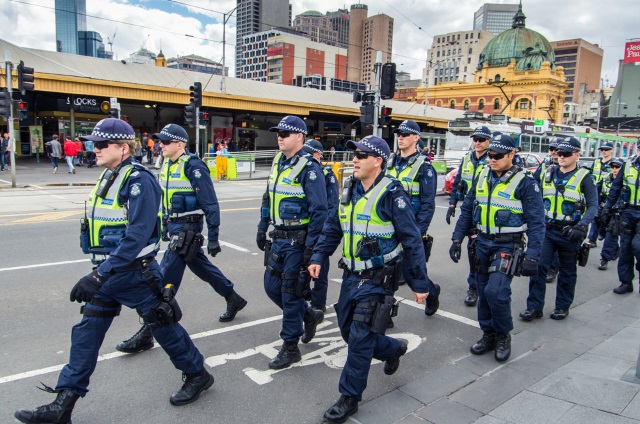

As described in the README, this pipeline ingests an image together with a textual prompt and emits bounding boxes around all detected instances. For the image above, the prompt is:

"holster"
[140,265,182,327]
[264,240,272,266]
[169,224,204,262]
[355,296,398,335]
[422,235,434,262]
[80,218,91,254]
[608,214,622,237]
[578,243,590,267]
[296,267,312,300]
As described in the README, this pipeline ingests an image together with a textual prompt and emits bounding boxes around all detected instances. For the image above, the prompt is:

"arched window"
[478,99,485,110]
[464,99,470,110]
[450,100,456,109]
[494,98,500,110]
[550,99,557,110]
[495,74,501,82]
[517,98,530,110]
[436,100,442,107]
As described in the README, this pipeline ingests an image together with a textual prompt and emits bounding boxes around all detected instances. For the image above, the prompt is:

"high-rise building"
[235,0,292,78]
[346,4,393,87]
[55,0,87,54]
[423,30,494,86]
[78,31,107,58]
[292,11,338,47]
[167,55,227,75]
[551,38,603,103]
[473,3,519,35]
[326,9,350,49]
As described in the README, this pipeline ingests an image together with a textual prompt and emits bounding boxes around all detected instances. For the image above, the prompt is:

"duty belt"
[546,222,574,231]
[115,258,157,273]
[169,214,203,223]
[269,229,307,240]
[477,232,523,243]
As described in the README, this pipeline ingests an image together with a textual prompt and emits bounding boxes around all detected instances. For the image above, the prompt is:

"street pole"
[221,5,239,93]
[373,51,382,137]
[6,51,16,187]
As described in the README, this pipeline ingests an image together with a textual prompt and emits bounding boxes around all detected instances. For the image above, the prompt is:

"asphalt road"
[0,179,616,424]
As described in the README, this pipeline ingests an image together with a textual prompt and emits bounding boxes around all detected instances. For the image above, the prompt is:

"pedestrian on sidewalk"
[133,139,143,163]
[0,132,9,171]
[64,137,76,174]
[46,135,62,173]
[74,137,84,166]
[84,139,95,168]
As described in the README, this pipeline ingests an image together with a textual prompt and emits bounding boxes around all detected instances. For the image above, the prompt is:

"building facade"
[326,9,350,49]
[235,0,292,78]
[423,30,494,86]
[55,0,87,54]
[346,4,393,87]
[78,31,106,58]
[473,3,519,35]
[167,54,227,76]
[551,38,603,103]
[292,11,338,47]
[609,59,640,118]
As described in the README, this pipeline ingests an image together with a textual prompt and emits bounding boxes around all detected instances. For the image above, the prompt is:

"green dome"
[299,10,323,17]
[477,3,555,71]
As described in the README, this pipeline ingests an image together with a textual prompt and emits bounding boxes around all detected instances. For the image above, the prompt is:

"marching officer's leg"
[546,251,559,283]
[552,230,580,320]
[600,228,618,270]
[615,212,635,293]
[524,233,555,319]
[470,238,497,356]
[464,236,478,306]
[301,256,328,344]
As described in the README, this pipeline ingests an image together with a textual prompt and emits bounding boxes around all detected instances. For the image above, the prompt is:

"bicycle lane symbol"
[204,317,425,385]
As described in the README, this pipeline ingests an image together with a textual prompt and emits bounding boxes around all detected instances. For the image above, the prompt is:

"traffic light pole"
[373,51,382,137]
[195,106,200,156]
[5,54,16,187]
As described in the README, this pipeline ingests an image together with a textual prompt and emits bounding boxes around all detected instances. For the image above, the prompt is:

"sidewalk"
[353,290,640,424]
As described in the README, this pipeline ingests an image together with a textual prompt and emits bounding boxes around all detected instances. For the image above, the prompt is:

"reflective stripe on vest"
[475,166,527,234]
[267,152,310,226]
[623,161,640,206]
[592,159,604,184]
[339,176,402,271]
[159,154,203,217]
[542,167,589,221]
[387,155,425,197]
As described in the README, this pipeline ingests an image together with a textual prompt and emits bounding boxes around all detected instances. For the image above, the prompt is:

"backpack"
[45,142,53,155]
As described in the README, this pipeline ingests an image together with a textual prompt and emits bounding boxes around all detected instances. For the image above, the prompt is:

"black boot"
[219,291,248,322]
[470,331,496,355]
[546,267,558,283]
[323,395,359,424]
[614,282,633,294]
[598,259,608,270]
[269,342,301,370]
[464,287,478,307]
[494,333,511,362]
[170,369,214,406]
[116,324,154,353]
[384,340,408,375]
[301,307,324,344]
[424,283,440,316]
[15,389,80,424]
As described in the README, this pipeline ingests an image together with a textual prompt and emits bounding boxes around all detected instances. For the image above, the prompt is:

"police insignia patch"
[309,171,317,181]
[130,183,141,197]
[427,169,433,178]
[330,176,335,184]
[194,169,202,179]
[534,184,539,193]
[396,197,407,209]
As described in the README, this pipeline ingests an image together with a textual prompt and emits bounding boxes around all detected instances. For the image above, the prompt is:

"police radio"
[96,168,118,198]
[340,176,355,205]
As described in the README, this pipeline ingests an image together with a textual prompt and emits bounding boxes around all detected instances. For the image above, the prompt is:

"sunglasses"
[556,151,575,158]
[277,131,297,139]
[549,147,557,152]
[94,140,124,150]
[159,139,176,145]
[487,152,506,160]
[397,132,413,138]
[610,165,621,169]
[473,137,488,142]
[354,151,378,160]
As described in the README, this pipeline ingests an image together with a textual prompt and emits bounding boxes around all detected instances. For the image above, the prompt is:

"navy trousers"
[467,235,477,290]
[474,237,515,334]
[527,228,581,312]
[617,210,640,284]
[335,273,400,401]
[601,230,620,262]
[264,237,306,343]
[55,261,204,396]
[162,221,234,297]
[310,256,330,310]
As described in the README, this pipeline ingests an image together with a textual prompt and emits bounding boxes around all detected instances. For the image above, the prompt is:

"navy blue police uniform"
[587,142,614,245]
[597,158,624,269]
[448,126,491,307]
[603,155,640,293]
[452,134,545,362]
[15,119,212,424]
[524,137,598,320]
[257,116,328,369]
[311,136,428,422]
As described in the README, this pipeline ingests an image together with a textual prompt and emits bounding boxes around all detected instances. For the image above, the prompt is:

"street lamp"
[220,2,241,92]
[617,118,640,136]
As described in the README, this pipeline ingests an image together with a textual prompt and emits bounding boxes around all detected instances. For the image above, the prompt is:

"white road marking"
[219,241,250,253]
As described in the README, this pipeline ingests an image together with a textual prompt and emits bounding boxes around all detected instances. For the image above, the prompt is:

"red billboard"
[624,41,640,63]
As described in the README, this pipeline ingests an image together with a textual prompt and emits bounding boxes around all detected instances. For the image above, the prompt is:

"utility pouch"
[386,261,403,292]
[264,240,272,266]
[169,231,187,252]
[498,254,512,275]
[370,296,395,335]
[150,298,182,326]
[182,232,204,262]
[261,191,270,219]
[161,216,170,242]
[296,267,312,300]
[171,194,187,214]
[422,235,434,262]
[456,180,467,201]
[578,243,590,267]
[80,218,91,254]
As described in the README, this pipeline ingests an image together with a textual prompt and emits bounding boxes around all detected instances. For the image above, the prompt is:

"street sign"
[110,97,118,108]
[351,128,356,138]
[534,119,544,126]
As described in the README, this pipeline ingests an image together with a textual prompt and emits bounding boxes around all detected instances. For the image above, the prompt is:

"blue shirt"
[179,154,222,241]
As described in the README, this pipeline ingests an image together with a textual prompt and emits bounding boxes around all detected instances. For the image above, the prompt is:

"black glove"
[257,231,267,251]
[207,240,221,257]
[449,240,462,263]
[562,224,587,243]
[600,207,611,225]
[70,270,105,303]
[445,206,456,225]
[521,256,538,277]
[303,246,313,265]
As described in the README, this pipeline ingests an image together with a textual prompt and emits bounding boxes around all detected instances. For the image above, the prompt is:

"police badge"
[309,170,317,181]
[130,183,141,197]
[396,197,407,209]
[194,169,202,179]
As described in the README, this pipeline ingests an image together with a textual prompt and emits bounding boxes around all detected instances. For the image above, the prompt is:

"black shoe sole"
[519,311,543,322]
[170,374,214,406]
[115,342,154,354]
[268,353,302,370]
[218,299,248,322]
[324,406,358,424]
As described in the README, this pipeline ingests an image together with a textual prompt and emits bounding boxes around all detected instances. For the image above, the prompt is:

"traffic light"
[0,88,10,120]
[17,60,35,94]
[189,82,202,108]
[18,101,28,120]
[184,104,196,128]
[380,62,397,100]
[200,111,210,125]
[380,106,392,125]
[122,115,129,122]
[352,92,362,103]
[108,108,119,119]
[360,104,374,125]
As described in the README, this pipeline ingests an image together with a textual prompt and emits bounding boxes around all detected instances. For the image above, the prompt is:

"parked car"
[443,153,542,194]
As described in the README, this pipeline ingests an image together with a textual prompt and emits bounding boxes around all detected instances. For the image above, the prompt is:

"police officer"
[450,134,544,362]
[309,135,429,423]
[388,119,439,315]
[115,124,247,353]
[15,119,213,424]
[587,141,614,247]
[598,158,624,270]
[446,126,491,307]
[256,116,328,369]
[602,154,640,294]
[521,136,598,321]
[302,139,339,327]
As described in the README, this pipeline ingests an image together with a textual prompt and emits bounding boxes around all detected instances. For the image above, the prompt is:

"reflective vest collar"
[475,167,527,234]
